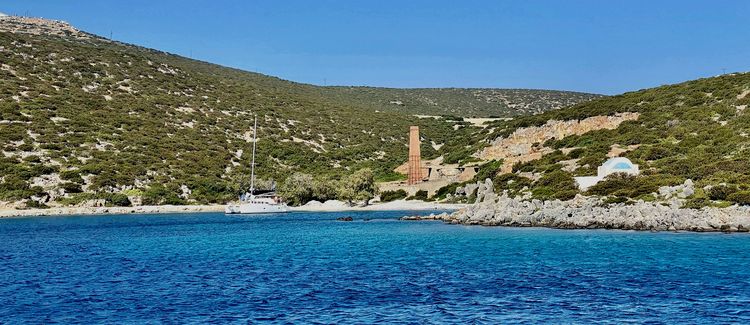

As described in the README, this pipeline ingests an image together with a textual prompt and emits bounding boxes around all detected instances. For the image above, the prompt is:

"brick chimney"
[407,126,422,185]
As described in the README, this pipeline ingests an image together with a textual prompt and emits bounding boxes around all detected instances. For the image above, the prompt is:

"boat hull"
[225,203,290,214]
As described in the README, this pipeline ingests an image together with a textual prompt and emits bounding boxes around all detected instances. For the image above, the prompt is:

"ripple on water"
[0,211,749,323]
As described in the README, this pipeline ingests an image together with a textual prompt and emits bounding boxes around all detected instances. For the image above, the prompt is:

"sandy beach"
[0,205,227,218]
[0,200,466,218]
[291,199,467,212]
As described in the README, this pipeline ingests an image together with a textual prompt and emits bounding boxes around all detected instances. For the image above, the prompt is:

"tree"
[337,168,376,205]
[312,178,337,202]
[278,173,315,206]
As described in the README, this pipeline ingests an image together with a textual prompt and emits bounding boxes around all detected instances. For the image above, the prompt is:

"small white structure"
[574,157,640,191]
[0,12,8,18]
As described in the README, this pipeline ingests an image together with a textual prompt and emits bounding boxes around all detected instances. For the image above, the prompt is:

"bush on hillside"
[706,185,738,201]
[60,170,83,183]
[105,193,131,207]
[60,182,83,194]
[727,191,750,206]
[472,160,503,182]
[407,190,429,201]
[141,185,185,206]
[587,173,680,199]
[433,182,464,201]
[493,173,532,198]
[380,189,408,202]
[531,170,578,201]
[683,197,710,209]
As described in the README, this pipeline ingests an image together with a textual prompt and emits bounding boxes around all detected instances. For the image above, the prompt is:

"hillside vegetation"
[0,17,596,208]
[473,72,750,208]
[317,86,600,118]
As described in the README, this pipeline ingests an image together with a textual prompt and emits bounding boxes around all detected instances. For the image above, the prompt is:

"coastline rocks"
[414,179,750,232]
[400,213,448,221]
[658,179,695,200]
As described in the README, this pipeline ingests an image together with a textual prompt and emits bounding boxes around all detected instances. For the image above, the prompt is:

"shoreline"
[403,179,750,233]
[0,205,227,218]
[0,200,467,218]
[401,213,750,233]
[291,199,468,213]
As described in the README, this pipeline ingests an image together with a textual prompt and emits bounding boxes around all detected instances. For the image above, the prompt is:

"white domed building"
[574,157,640,191]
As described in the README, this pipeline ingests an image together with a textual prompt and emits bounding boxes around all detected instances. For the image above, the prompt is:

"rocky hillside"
[0,16,598,208]
[464,71,750,209]
[317,87,601,118]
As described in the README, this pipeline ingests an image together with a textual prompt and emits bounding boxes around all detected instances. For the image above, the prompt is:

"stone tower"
[407,126,422,185]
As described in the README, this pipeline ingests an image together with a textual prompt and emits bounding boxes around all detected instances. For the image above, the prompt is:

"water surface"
[1,211,749,323]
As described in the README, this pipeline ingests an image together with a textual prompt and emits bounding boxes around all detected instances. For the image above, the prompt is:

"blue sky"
[2,1,749,94]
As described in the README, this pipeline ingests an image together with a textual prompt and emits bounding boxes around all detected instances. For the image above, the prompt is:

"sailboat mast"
[250,115,257,194]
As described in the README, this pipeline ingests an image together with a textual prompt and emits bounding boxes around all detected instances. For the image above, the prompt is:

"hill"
[317,86,601,118]
[465,71,750,208]
[0,16,596,208]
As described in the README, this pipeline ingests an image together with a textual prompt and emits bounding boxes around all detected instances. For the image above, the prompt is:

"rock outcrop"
[412,178,750,232]
[478,113,640,173]
[658,179,695,199]
[0,16,89,39]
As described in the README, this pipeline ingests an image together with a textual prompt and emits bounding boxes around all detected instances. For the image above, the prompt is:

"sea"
[1,210,749,323]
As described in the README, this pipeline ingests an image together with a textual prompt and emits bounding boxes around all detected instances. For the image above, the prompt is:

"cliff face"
[478,112,640,173]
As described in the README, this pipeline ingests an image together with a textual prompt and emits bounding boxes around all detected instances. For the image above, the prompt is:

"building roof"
[601,157,635,170]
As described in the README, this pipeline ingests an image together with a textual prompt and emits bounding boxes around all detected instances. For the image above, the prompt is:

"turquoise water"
[1,211,750,323]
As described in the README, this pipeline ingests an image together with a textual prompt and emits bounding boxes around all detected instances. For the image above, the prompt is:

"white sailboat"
[225,116,290,214]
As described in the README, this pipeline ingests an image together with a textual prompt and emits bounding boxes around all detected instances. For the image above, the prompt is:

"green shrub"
[142,185,185,206]
[407,190,429,201]
[23,155,41,163]
[727,191,750,206]
[493,173,532,197]
[380,189,408,202]
[683,197,710,209]
[105,193,132,207]
[643,146,670,161]
[567,148,585,159]
[587,173,679,198]
[531,170,579,201]
[707,185,738,201]
[60,182,83,193]
[25,200,48,209]
[60,170,83,183]
[472,160,503,183]
[434,182,470,201]
[55,193,96,206]
[16,143,34,152]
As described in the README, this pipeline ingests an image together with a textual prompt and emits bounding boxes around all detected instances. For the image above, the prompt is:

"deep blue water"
[1,211,750,323]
